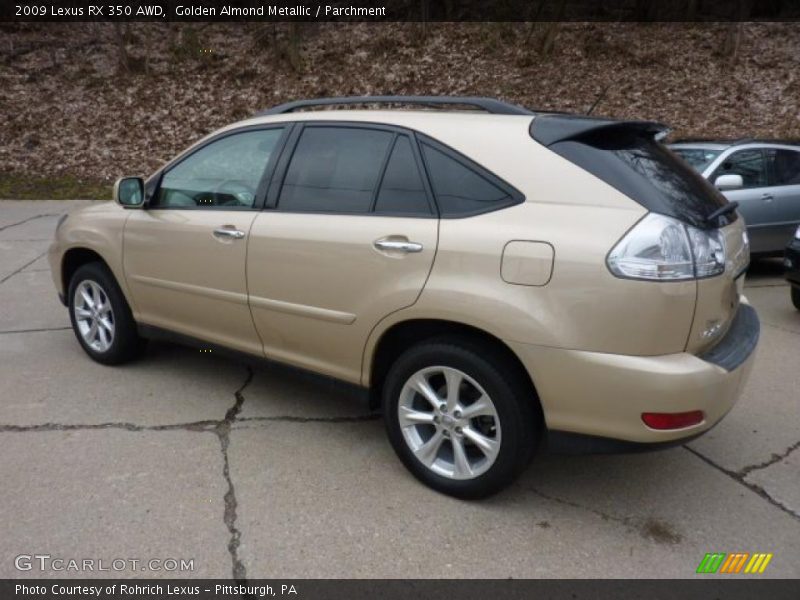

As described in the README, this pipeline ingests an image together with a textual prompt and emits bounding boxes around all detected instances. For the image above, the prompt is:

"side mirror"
[114,176,145,208]
[714,173,743,191]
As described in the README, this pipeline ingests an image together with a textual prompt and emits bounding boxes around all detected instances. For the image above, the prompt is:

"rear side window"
[421,142,517,216]
[712,149,768,189]
[767,149,800,186]
[374,136,430,215]
[279,127,393,213]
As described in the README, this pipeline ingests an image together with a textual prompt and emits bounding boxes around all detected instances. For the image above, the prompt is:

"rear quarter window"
[419,139,523,217]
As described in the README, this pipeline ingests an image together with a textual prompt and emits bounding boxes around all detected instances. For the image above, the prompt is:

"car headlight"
[607,213,726,281]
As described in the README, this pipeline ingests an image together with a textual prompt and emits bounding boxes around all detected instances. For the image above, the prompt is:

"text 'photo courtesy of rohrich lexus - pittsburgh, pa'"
[49,96,758,499]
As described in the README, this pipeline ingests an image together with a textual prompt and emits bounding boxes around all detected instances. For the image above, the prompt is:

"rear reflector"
[642,411,704,430]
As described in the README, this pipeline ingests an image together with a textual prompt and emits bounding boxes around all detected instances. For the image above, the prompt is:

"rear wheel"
[383,339,539,499]
[792,286,800,311]
[68,262,145,365]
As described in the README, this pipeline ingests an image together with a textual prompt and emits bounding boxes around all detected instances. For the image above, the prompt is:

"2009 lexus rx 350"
[49,96,759,498]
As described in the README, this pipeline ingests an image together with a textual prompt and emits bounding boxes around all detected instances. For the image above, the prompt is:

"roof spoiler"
[531,115,669,147]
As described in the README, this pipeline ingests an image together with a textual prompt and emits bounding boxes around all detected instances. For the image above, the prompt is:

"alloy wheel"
[73,280,115,353]
[397,366,501,480]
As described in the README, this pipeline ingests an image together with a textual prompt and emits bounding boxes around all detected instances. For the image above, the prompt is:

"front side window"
[420,142,513,216]
[279,127,393,213]
[154,129,283,209]
[767,149,800,186]
[712,149,768,189]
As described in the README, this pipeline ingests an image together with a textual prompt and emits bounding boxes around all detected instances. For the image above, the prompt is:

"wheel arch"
[61,247,111,297]
[365,318,541,415]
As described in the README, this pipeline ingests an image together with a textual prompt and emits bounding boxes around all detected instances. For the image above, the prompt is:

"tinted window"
[546,132,731,229]
[767,149,800,186]
[713,149,768,189]
[374,136,431,214]
[279,127,393,213]
[421,143,511,215]
[155,129,282,208]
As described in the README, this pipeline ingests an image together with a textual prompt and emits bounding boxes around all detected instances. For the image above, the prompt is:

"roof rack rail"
[671,137,800,146]
[257,96,535,116]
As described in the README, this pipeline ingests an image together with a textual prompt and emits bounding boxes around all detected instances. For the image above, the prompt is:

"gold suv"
[49,96,759,498]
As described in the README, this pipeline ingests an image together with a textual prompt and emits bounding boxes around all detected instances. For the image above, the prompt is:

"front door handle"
[761,193,774,202]
[213,226,246,240]
[374,239,424,253]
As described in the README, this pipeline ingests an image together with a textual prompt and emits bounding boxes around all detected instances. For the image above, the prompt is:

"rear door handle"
[213,226,245,240]
[374,239,423,253]
[761,193,774,202]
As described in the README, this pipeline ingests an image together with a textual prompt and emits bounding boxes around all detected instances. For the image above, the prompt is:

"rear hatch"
[531,114,747,354]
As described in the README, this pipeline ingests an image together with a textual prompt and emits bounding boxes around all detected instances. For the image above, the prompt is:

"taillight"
[607,213,725,281]
[642,411,704,430]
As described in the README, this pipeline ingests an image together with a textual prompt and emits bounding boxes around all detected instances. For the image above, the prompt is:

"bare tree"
[722,0,751,64]
[538,1,567,56]
[112,23,130,72]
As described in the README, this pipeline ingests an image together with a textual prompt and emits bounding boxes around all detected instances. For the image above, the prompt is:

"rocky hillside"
[1,22,798,197]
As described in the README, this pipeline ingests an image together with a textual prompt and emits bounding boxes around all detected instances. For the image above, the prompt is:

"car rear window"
[671,147,722,171]
[535,121,732,229]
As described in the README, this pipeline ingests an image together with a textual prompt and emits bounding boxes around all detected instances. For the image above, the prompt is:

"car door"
[764,147,800,250]
[246,124,438,383]
[123,127,286,355]
[710,148,775,253]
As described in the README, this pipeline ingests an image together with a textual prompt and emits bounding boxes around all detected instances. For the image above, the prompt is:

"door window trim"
[145,124,292,211]
[266,121,438,218]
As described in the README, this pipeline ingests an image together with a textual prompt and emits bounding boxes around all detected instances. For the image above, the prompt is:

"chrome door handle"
[374,239,423,253]
[213,227,245,239]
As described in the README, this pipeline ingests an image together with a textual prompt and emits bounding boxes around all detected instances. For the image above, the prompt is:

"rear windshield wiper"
[706,201,739,226]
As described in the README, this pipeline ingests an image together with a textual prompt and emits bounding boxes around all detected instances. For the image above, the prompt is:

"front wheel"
[68,262,145,365]
[383,339,540,499]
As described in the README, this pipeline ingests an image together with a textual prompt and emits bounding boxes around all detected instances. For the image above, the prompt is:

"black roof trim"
[257,96,535,116]
[531,114,668,147]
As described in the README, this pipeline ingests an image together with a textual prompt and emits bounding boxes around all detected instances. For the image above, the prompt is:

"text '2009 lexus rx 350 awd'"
[49,96,759,498]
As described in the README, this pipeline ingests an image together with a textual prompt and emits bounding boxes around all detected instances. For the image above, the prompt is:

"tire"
[792,286,800,311]
[382,338,540,499]
[67,262,145,365]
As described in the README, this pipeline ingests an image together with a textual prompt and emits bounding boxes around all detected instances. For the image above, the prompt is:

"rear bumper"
[507,301,759,447]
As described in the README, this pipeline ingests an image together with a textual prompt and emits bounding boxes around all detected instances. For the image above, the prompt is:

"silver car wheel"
[398,366,501,480]
[73,280,115,353]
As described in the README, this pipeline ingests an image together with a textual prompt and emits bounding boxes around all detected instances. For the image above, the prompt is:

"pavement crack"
[237,413,380,425]
[526,486,683,544]
[738,439,800,477]
[0,421,217,433]
[0,326,71,335]
[0,249,49,285]
[0,213,57,232]
[214,366,253,583]
[684,446,800,521]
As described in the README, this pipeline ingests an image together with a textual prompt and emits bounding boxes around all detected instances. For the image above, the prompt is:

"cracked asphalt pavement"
[1,200,798,579]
